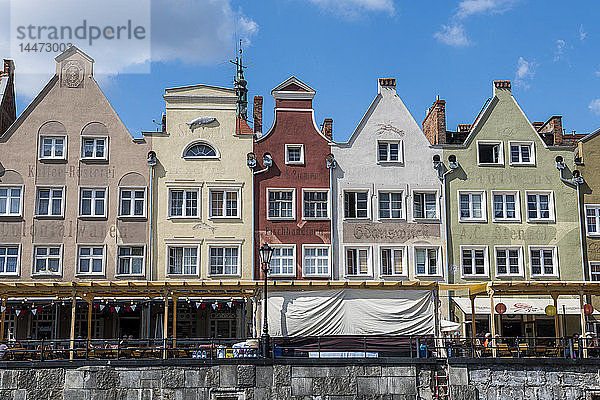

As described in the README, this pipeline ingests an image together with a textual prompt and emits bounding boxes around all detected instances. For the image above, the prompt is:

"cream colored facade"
[145,85,254,281]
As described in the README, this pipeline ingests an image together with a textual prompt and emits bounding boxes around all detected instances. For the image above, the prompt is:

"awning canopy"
[453,297,597,315]
[441,319,461,332]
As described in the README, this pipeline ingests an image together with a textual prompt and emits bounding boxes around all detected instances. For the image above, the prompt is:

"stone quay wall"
[0,359,599,400]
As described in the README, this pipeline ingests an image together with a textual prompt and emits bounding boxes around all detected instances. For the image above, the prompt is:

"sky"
[1,0,600,141]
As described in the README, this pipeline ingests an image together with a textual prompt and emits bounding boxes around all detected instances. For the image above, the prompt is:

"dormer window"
[377,141,402,163]
[81,137,108,160]
[39,136,66,160]
[285,144,304,165]
[477,141,503,165]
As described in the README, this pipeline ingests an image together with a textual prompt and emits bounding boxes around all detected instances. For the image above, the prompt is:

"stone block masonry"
[0,359,599,399]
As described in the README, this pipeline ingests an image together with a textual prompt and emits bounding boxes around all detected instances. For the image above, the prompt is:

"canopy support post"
[580,292,588,358]
[0,298,6,341]
[470,295,476,340]
[489,290,496,357]
[163,294,169,359]
[69,293,77,360]
[552,293,560,346]
[172,296,178,350]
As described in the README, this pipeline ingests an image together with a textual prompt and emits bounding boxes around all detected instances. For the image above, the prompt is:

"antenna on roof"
[231,40,248,120]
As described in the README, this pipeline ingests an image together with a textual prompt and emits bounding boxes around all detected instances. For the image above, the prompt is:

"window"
[303,190,329,219]
[209,246,239,276]
[210,189,239,218]
[415,247,439,276]
[117,246,145,276]
[268,189,294,219]
[344,191,368,219]
[33,246,62,275]
[77,246,104,275]
[167,246,198,275]
[461,247,488,277]
[79,188,107,217]
[585,205,600,236]
[492,191,519,222]
[39,136,66,160]
[477,141,503,165]
[526,191,554,221]
[459,191,486,222]
[285,144,304,165]
[530,247,557,277]
[413,192,437,219]
[81,137,107,160]
[0,187,22,216]
[303,246,330,277]
[169,189,199,218]
[119,188,146,217]
[183,143,217,158]
[496,247,522,276]
[590,262,600,282]
[345,248,370,276]
[35,187,64,217]
[509,142,534,165]
[377,141,402,163]
[380,248,405,276]
[379,192,403,219]
[269,246,295,276]
[0,246,19,275]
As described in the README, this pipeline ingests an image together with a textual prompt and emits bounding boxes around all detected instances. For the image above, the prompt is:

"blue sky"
[6,0,600,141]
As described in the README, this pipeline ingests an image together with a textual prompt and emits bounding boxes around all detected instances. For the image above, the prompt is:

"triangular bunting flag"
[0,306,5,313]
[227,301,233,308]
[115,306,121,313]
[99,305,105,311]
[110,306,115,313]
[211,303,218,310]
[131,305,136,312]
[15,309,21,316]
[195,302,201,309]
[31,309,37,316]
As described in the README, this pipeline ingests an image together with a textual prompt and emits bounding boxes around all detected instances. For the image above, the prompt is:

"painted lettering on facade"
[343,222,441,243]
[0,221,124,239]
[29,165,116,179]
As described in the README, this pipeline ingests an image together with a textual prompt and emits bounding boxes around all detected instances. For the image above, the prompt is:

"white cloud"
[590,99,600,116]
[308,0,395,17]
[514,56,536,89]
[434,24,470,47]
[554,39,566,62]
[579,24,587,41]
[455,0,518,19]
[595,68,600,77]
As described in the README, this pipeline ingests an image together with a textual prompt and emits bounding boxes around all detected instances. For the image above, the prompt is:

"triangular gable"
[55,45,94,64]
[271,76,315,100]
[336,94,382,147]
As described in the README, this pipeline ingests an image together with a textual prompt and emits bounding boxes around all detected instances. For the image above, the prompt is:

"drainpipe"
[326,153,337,279]
[555,156,586,281]
[247,152,272,282]
[147,151,158,282]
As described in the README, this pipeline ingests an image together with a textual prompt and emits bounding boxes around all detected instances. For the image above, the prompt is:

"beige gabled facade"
[145,84,254,282]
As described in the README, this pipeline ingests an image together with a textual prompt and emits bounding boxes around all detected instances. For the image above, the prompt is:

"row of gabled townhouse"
[0,47,597,341]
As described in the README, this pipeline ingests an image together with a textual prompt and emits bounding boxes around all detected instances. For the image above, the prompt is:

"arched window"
[182,142,218,159]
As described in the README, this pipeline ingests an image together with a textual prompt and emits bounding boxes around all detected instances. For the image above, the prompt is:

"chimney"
[322,118,333,141]
[532,122,544,131]
[378,77,396,94]
[537,116,563,146]
[422,98,446,145]
[0,59,16,136]
[253,96,263,134]
[493,80,511,97]
[161,114,166,133]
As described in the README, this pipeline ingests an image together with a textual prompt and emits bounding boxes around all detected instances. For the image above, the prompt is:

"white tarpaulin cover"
[453,297,597,315]
[263,289,434,337]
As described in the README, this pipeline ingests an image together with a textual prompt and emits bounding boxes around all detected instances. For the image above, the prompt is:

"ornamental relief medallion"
[61,60,84,88]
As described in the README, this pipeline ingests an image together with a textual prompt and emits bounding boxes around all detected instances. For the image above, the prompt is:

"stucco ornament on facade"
[61,60,84,88]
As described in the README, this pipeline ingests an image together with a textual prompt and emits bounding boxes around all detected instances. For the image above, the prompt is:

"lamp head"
[259,243,274,266]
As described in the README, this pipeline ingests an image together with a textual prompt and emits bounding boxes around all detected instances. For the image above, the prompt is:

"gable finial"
[231,40,248,120]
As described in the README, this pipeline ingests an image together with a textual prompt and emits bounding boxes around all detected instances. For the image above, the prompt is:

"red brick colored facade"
[253,77,333,280]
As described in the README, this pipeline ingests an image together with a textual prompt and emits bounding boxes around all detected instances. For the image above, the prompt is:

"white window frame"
[0,244,20,276]
[182,140,220,160]
[458,190,487,222]
[525,190,555,222]
[209,187,241,219]
[379,246,407,277]
[585,205,600,237]
[167,187,201,219]
[377,190,404,220]
[302,188,330,220]
[267,188,296,220]
[165,243,201,277]
[268,244,296,277]
[460,246,489,278]
[344,246,372,277]
[494,246,524,277]
[414,246,442,277]
[412,190,439,221]
[590,261,600,282]
[34,186,65,218]
[491,190,520,222]
[302,244,331,278]
[207,242,242,277]
[118,187,147,218]
[343,189,370,220]
[76,245,106,276]
[476,140,504,166]
[116,244,146,277]
[508,141,535,166]
[285,144,305,165]
[377,140,403,163]
[81,136,109,161]
[0,185,24,217]
[39,135,67,161]
[32,244,63,276]
[79,187,108,218]
[528,246,558,278]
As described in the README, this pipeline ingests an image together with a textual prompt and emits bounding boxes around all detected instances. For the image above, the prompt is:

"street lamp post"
[259,243,274,358]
